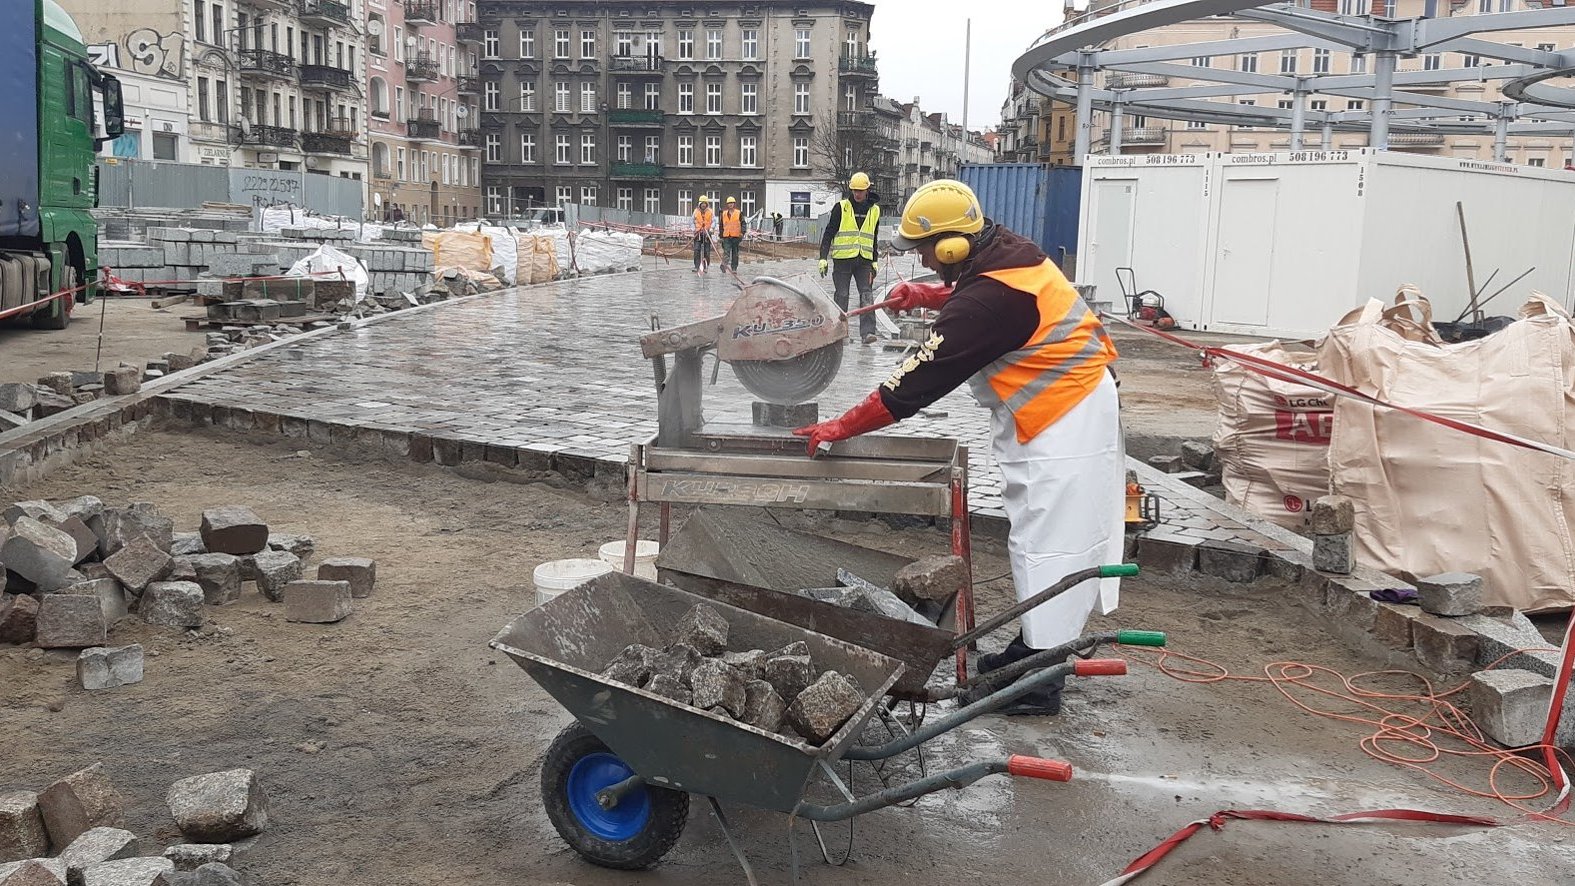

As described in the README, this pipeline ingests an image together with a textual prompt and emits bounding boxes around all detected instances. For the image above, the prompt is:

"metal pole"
[1371,50,1396,151]
[1074,53,1095,163]
[1322,121,1334,148]
[1290,84,1307,151]
[1109,93,1125,155]
[961,18,971,136]
[1494,101,1513,162]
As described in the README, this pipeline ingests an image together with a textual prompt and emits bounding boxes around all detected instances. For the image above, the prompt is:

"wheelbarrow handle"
[792,755,1073,822]
[950,563,1139,651]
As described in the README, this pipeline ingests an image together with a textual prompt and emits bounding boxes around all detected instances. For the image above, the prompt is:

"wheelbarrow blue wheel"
[542,722,689,870]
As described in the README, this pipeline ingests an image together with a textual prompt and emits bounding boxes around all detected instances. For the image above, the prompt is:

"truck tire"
[31,266,76,330]
[540,721,689,870]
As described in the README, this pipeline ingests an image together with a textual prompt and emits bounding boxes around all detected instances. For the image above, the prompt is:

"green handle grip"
[1115,630,1167,647]
[1099,563,1141,578]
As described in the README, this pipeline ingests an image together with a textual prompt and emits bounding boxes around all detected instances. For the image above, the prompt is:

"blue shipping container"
[957,164,1082,273]
[0,1,41,238]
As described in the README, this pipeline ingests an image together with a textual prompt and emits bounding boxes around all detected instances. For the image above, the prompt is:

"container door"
[1210,177,1277,328]
[1087,178,1135,310]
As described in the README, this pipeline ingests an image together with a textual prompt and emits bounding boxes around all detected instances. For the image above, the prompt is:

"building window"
[555,82,570,112]
[484,29,499,58]
[679,82,694,114]
[845,27,859,59]
[1186,119,1207,130]
[740,189,756,215]
[794,82,810,115]
[195,1,207,43]
[678,135,693,165]
[741,83,757,115]
[556,185,573,206]
[844,84,858,111]
[1280,50,1296,74]
[520,30,535,58]
[617,135,632,161]
[678,189,693,214]
[1239,53,1257,73]
[1478,0,1492,11]
[555,29,571,58]
[581,82,596,113]
[1423,53,1441,71]
[706,28,722,59]
[617,187,634,210]
[742,29,758,60]
[394,27,404,62]
[1529,157,1545,167]
[645,29,663,56]
[790,190,810,218]
[485,133,500,162]
[792,136,809,167]
[645,135,660,163]
[521,82,536,112]
[705,135,721,166]
[521,133,537,163]
[580,185,597,206]
[484,81,499,111]
[678,29,694,59]
[1191,56,1210,67]
[795,28,811,59]
[1347,99,1366,111]
[582,30,596,59]
[197,77,210,122]
[644,82,660,110]
[1340,0,1364,13]
[395,85,405,120]
[1462,53,1481,67]
[644,187,660,213]
[1351,53,1367,73]
[215,79,228,123]
[615,31,633,56]
[617,82,632,109]
[556,133,571,164]
[486,186,501,214]
[581,133,596,164]
[740,135,757,167]
[706,82,722,114]
[1538,42,1557,52]
[1313,48,1330,73]
[1310,99,1328,111]
[1277,100,1293,110]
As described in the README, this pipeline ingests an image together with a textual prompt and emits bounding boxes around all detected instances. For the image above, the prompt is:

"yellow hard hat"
[726,196,736,204]
[848,172,871,191]
[698,195,709,203]
[890,179,984,251]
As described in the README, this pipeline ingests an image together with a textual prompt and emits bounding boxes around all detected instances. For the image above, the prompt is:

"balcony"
[611,55,665,73]
[298,0,350,28]
[240,124,300,149]
[298,64,353,91]
[611,162,663,178]
[407,111,440,140]
[1388,132,1446,147]
[457,75,481,95]
[838,54,878,78]
[456,21,486,44]
[458,128,482,147]
[406,53,440,82]
[302,131,353,155]
[1105,72,1169,89]
[237,48,295,79]
[403,0,438,25]
[837,111,876,129]
[1117,126,1167,145]
[609,108,664,125]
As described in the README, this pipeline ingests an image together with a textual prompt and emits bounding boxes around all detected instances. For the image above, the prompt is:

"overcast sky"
[868,1,1066,131]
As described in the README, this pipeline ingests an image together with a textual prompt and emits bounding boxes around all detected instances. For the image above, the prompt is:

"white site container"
[1078,149,1575,339]
[598,539,660,581]
[532,558,616,608]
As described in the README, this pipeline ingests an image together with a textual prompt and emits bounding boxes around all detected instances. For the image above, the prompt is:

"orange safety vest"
[967,260,1117,443]
[720,208,743,238]
[693,206,714,232]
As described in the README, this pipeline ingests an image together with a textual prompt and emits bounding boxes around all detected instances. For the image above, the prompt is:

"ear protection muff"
[933,234,972,265]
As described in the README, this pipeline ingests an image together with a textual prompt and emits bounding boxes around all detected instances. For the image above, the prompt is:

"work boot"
[862,333,878,345]
[977,633,1035,674]
[1001,682,1064,717]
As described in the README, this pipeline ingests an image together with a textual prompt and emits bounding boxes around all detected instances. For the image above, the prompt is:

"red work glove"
[883,280,953,313]
[793,390,897,457]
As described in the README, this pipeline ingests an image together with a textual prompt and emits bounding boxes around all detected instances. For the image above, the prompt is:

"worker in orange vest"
[719,197,747,271]
[794,180,1123,716]
[692,195,715,273]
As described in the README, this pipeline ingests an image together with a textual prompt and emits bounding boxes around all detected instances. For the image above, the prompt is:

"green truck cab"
[1,0,124,330]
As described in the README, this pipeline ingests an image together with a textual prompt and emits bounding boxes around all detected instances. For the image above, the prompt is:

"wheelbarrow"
[489,573,1130,880]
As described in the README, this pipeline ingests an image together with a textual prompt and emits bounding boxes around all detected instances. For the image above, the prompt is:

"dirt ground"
[1,428,1562,885]
[0,298,209,386]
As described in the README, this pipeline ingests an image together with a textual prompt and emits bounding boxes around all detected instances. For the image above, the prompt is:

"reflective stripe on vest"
[965,260,1117,443]
[721,208,743,237]
[830,200,880,260]
[694,207,713,231]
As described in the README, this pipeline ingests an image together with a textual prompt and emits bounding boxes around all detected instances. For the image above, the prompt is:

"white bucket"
[532,558,616,608]
[599,540,661,581]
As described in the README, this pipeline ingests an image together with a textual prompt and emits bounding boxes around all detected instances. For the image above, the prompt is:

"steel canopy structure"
[1012,0,1575,160]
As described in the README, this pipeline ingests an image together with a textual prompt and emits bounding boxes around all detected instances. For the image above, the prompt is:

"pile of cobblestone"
[0,762,266,885]
[601,603,867,745]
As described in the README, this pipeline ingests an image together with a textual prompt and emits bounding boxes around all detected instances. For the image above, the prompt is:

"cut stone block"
[718,649,767,678]
[165,770,267,843]
[742,680,786,732]
[762,647,813,703]
[648,644,701,687]
[670,603,728,655]
[1470,669,1555,749]
[1309,495,1355,535]
[51,497,104,523]
[139,583,205,629]
[601,644,659,688]
[198,507,268,556]
[1372,602,1417,650]
[266,533,314,560]
[103,535,172,593]
[1179,440,1214,472]
[251,551,302,602]
[33,596,106,649]
[785,671,864,744]
[160,844,235,873]
[185,555,242,606]
[89,508,174,559]
[1196,539,1265,583]
[1412,615,1480,675]
[36,764,124,854]
[1311,532,1354,574]
[314,557,375,599]
[0,791,49,864]
[59,828,139,883]
[751,401,819,428]
[282,580,351,623]
[1147,455,1184,473]
[690,659,747,717]
[76,646,144,691]
[3,502,67,526]
[169,533,205,557]
[1416,572,1484,618]
[101,368,140,397]
[165,559,196,583]
[0,383,37,414]
[0,858,67,885]
[80,857,173,886]
[0,594,39,644]
[645,673,692,705]
[1136,530,1197,574]
[2,518,81,591]
[40,518,97,565]
[890,555,967,603]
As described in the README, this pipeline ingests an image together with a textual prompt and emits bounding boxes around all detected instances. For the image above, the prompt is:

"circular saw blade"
[731,340,845,405]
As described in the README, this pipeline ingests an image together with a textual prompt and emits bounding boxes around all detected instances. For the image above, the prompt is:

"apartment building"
[474,0,877,219]
[366,1,485,223]
[877,96,994,204]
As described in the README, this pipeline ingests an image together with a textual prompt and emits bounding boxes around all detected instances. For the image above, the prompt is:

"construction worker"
[692,195,715,273]
[719,197,746,271]
[818,172,881,344]
[793,179,1123,716]
[772,211,785,241]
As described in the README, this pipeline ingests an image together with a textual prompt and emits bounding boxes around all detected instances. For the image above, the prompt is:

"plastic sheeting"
[574,230,643,274]
[287,244,370,302]
[452,222,520,284]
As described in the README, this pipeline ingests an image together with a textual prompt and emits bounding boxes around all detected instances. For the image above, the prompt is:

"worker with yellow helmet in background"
[795,179,1123,716]
[818,172,882,343]
[692,195,715,273]
[719,196,746,272]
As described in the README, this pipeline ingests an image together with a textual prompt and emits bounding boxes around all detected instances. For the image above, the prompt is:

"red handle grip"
[1007,755,1073,782]
[1074,658,1128,677]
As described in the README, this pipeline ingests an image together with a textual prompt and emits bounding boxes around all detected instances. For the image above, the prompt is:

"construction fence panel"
[566,204,821,242]
[94,159,364,218]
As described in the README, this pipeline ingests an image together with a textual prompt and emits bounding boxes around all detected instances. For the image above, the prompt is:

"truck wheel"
[31,266,76,330]
[541,721,688,870]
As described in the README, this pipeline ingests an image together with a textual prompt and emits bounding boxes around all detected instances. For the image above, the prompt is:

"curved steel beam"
[1502,66,1575,110]
[1013,0,1279,81]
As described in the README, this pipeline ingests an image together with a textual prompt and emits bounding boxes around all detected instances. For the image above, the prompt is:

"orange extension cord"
[1114,642,1575,823]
